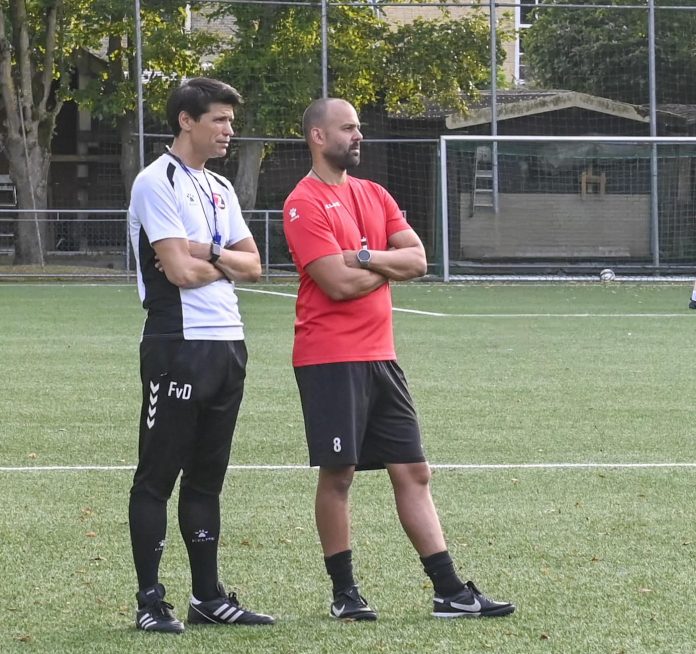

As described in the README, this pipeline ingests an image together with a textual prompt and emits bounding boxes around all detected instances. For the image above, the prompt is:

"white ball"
[599,268,615,282]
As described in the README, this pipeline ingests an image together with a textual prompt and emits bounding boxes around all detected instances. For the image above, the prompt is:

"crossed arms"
[305,228,427,301]
[152,237,261,288]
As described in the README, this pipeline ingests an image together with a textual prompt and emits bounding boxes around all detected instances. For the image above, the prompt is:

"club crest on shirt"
[289,207,300,222]
[213,193,226,210]
[186,192,196,205]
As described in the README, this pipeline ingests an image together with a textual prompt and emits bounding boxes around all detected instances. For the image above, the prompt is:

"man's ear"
[310,126,324,146]
[178,111,193,133]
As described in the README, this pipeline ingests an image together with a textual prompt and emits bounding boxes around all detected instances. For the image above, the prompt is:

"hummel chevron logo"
[147,381,160,429]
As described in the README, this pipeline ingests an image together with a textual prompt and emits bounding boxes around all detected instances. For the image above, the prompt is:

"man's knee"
[318,466,355,496]
[389,461,432,489]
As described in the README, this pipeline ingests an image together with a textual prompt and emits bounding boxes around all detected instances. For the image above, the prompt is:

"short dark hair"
[166,77,243,136]
[301,97,343,143]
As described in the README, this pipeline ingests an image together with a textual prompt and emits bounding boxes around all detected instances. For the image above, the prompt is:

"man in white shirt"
[128,77,274,633]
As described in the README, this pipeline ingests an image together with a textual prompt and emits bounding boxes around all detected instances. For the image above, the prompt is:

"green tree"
[211,1,508,209]
[0,0,214,264]
[524,0,696,105]
[71,1,217,203]
[0,0,75,264]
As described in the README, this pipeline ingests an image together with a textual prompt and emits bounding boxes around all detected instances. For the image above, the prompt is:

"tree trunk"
[6,139,50,265]
[233,139,264,212]
[0,0,62,265]
[119,114,141,204]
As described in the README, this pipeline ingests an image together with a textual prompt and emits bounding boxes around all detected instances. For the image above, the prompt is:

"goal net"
[439,135,696,280]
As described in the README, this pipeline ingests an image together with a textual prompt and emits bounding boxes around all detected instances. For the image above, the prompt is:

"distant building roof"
[446,90,650,129]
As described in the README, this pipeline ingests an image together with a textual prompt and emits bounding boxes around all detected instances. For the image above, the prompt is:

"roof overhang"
[446,91,650,129]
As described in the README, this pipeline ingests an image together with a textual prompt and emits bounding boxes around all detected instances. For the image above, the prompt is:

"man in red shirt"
[283,98,514,621]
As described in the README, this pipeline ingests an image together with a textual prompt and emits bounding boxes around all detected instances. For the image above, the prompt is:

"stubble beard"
[325,147,360,171]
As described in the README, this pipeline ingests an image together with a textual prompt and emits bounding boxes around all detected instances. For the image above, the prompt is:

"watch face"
[357,249,370,263]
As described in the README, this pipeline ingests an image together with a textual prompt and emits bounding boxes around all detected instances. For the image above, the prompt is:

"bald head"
[302,98,354,143]
[301,98,362,173]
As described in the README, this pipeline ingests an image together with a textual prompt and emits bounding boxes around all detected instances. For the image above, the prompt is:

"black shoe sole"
[188,607,275,626]
[331,613,377,621]
[432,604,515,619]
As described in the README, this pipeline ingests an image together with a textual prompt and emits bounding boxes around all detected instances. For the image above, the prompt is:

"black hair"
[166,77,243,136]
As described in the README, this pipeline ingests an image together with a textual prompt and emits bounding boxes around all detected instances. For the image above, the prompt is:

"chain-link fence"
[2,1,696,278]
[1,210,289,281]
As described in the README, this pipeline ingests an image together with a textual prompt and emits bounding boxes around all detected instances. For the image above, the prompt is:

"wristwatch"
[209,242,222,263]
[356,248,371,268]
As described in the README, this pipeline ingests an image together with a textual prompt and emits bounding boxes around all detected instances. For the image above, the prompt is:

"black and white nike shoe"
[689,299,696,309]
[135,583,185,633]
[187,582,275,626]
[432,581,515,618]
[330,585,377,621]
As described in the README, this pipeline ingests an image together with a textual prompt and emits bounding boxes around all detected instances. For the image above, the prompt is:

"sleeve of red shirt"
[283,196,342,271]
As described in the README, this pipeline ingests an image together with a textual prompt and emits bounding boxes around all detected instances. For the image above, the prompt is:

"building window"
[515,0,541,85]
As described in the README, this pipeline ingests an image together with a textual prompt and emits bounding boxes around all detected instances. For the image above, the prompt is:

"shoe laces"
[464,580,482,597]
[145,598,176,616]
[223,591,243,609]
[336,586,368,606]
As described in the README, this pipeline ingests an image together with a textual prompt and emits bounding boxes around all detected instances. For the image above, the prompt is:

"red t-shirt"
[283,176,411,366]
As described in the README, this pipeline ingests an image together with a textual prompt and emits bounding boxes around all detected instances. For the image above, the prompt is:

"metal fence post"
[265,211,270,282]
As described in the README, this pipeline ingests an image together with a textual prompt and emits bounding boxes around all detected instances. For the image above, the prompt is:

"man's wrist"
[356,248,372,268]
[209,242,222,263]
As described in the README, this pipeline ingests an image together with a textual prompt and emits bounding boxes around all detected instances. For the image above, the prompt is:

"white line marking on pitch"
[2,462,696,473]
[426,313,691,318]
[237,289,688,318]
[237,287,448,315]
[3,286,686,319]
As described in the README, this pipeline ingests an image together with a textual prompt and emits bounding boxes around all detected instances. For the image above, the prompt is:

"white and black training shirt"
[128,153,252,341]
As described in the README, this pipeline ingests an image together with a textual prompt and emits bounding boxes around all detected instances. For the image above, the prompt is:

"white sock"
[691,290,696,301]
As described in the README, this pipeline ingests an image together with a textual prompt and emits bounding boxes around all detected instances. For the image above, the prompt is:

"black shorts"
[294,360,425,470]
[131,338,247,500]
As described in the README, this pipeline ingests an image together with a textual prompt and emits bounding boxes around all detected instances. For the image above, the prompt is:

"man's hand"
[155,240,211,273]
[342,250,360,269]
[188,240,212,261]
[151,237,224,288]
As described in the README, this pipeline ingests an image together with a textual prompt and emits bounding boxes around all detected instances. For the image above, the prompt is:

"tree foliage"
[524,0,696,104]
[210,1,510,207]
[213,1,507,134]
[70,0,216,122]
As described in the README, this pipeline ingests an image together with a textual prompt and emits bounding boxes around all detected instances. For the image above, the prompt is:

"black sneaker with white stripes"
[432,581,515,618]
[330,585,377,621]
[187,582,275,626]
[135,583,185,633]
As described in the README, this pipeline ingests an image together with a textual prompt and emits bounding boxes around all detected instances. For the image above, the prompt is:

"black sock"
[129,489,167,593]
[179,486,221,601]
[324,550,356,595]
[420,550,466,597]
